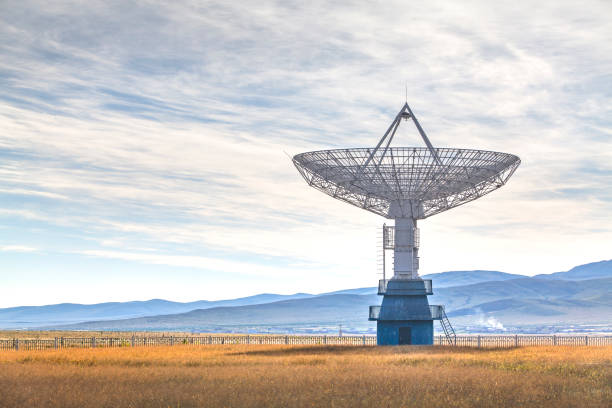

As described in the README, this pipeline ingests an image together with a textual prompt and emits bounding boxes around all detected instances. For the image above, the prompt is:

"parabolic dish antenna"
[292,102,521,346]
[293,103,520,219]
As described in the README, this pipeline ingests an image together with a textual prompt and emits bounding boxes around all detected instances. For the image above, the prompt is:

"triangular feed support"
[360,103,442,173]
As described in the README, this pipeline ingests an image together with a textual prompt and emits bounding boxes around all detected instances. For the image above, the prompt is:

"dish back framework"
[293,103,520,345]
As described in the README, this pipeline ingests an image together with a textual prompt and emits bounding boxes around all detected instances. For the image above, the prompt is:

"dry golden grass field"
[0,344,610,408]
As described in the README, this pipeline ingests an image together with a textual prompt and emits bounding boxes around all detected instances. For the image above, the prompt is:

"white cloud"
[74,249,292,277]
[0,245,37,253]
[0,0,611,305]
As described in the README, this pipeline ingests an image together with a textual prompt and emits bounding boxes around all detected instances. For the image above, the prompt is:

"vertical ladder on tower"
[378,224,396,281]
[376,226,385,280]
[439,307,456,345]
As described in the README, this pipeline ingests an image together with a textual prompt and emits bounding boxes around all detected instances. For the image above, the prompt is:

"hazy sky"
[1,0,611,307]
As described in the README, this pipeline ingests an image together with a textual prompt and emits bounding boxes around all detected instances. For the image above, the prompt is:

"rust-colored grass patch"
[0,345,610,407]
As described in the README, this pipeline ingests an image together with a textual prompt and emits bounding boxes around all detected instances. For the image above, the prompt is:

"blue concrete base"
[377,320,433,345]
[378,290,431,320]
[371,279,437,345]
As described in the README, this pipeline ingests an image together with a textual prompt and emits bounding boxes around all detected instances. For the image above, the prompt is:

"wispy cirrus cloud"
[0,0,611,306]
[0,245,38,253]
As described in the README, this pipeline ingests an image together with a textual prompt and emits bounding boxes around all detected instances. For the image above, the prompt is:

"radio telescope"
[293,102,520,345]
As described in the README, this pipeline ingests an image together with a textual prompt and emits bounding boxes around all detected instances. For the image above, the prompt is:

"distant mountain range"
[2,259,611,333]
[421,270,524,288]
[51,294,380,332]
[0,293,314,328]
[534,260,612,280]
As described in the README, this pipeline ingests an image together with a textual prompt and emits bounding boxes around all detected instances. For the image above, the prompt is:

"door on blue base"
[398,327,412,345]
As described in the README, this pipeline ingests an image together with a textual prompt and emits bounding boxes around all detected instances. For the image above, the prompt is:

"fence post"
[170,336,174,346]
[477,335,481,348]
[553,335,557,346]
[285,335,289,345]
[131,336,135,347]
[14,339,19,351]
[247,335,250,345]
[515,335,518,347]
[362,335,366,345]
[585,336,589,346]
[54,337,58,349]
[323,335,327,345]
[60,337,64,348]
[92,337,96,348]
[439,335,443,345]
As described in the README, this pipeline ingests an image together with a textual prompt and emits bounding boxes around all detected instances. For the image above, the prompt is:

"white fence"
[1,334,611,350]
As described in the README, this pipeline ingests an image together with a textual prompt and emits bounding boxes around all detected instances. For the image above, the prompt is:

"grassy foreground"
[0,345,610,407]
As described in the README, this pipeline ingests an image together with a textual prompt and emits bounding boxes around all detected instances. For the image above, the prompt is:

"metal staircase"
[439,307,456,345]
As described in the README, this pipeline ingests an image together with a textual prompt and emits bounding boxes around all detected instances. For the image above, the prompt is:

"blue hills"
[534,259,612,280]
[1,259,611,332]
[0,293,314,328]
[421,270,524,288]
[58,294,380,332]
